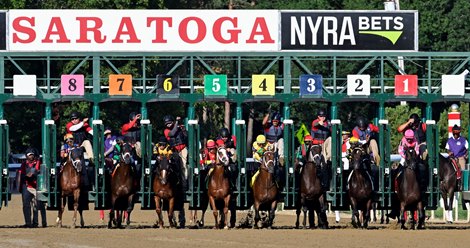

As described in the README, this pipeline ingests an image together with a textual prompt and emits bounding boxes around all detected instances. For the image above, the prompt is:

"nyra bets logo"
[281,11,417,51]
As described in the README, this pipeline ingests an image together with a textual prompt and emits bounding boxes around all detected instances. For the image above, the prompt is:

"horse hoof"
[224,226,229,230]
[71,224,76,229]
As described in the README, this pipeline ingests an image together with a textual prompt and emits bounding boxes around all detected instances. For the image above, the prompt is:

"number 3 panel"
[61,74,84,96]
[347,74,370,96]
[109,74,133,96]
[299,74,322,96]
[157,75,180,95]
[252,74,275,96]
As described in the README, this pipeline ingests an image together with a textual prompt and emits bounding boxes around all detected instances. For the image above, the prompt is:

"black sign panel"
[0,12,6,50]
[281,11,417,51]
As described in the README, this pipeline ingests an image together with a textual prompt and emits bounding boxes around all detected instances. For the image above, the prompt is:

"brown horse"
[207,147,231,229]
[108,143,136,228]
[439,154,458,223]
[57,146,85,228]
[252,150,278,229]
[295,144,328,229]
[397,147,425,229]
[153,153,178,228]
[348,145,373,229]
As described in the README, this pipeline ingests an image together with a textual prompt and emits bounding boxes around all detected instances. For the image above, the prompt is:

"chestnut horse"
[348,145,373,229]
[295,144,328,229]
[108,143,136,228]
[439,154,458,223]
[207,147,231,229]
[57,147,85,228]
[397,147,425,229]
[252,150,278,229]
[153,153,179,228]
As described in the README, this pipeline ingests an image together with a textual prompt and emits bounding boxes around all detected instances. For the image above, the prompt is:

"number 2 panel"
[61,74,84,96]
[109,74,132,96]
[252,74,275,96]
[347,75,370,96]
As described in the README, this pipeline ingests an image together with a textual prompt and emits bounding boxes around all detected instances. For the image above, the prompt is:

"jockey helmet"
[452,124,461,133]
[317,109,326,117]
[356,117,368,129]
[129,112,137,121]
[256,134,266,144]
[63,133,74,142]
[271,112,281,121]
[349,137,359,144]
[163,115,175,125]
[304,135,313,142]
[404,129,415,139]
[157,136,168,145]
[207,139,216,149]
[342,131,351,136]
[70,111,80,120]
[25,147,38,157]
[104,128,112,135]
[219,127,230,138]
[116,136,125,143]
[216,139,225,147]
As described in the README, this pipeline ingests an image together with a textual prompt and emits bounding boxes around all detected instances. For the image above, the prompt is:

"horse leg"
[168,197,176,228]
[108,204,115,229]
[372,202,377,223]
[350,198,358,228]
[267,200,277,229]
[399,202,406,230]
[441,190,450,223]
[364,200,372,229]
[57,196,65,228]
[253,201,261,229]
[301,197,307,229]
[223,195,230,229]
[209,196,219,229]
[72,189,80,228]
[295,204,301,229]
[154,196,164,228]
[190,210,197,227]
[448,189,455,223]
[417,201,425,229]
[79,209,85,228]
[126,195,133,228]
[319,195,329,229]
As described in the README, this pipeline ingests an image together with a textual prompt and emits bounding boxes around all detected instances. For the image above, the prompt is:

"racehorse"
[439,154,458,223]
[57,147,85,228]
[207,147,232,229]
[153,153,178,228]
[108,143,136,228]
[348,145,374,229]
[252,149,278,229]
[295,144,328,229]
[397,147,425,229]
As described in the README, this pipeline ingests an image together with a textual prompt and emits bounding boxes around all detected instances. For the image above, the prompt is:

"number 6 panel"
[156,75,180,95]
[347,74,370,96]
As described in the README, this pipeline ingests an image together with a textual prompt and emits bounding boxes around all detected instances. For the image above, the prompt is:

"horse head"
[404,146,418,170]
[262,150,276,174]
[216,147,230,167]
[350,144,369,171]
[307,144,324,167]
[157,154,175,185]
[120,143,133,165]
[68,147,85,172]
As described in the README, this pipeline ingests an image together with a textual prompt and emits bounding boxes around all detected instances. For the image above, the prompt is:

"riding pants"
[322,137,332,162]
[22,187,46,227]
[81,140,94,161]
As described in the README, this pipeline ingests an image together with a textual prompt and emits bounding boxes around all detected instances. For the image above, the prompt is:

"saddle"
[450,157,462,179]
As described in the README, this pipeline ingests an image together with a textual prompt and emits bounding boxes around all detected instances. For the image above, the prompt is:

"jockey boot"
[457,179,463,192]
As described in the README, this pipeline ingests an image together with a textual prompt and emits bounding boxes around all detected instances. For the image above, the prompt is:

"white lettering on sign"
[358,16,403,30]
[8,10,278,52]
[290,16,355,46]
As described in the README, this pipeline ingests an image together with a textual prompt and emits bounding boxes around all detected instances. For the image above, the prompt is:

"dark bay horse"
[439,154,458,223]
[397,147,425,229]
[348,145,373,229]
[153,153,178,228]
[207,147,231,229]
[252,150,278,229]
[295,145,328,229]
[57,147,85,228]
[108,143,136,228]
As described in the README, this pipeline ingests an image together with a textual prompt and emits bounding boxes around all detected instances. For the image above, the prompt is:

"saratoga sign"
[5,10,278,52]
[0,10,418,52]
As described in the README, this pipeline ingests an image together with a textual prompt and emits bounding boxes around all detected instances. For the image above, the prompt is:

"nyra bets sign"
[281,11,418,51]
[7,9,278,52]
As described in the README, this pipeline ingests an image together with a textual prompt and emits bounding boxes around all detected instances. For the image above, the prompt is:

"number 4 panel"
[61,74,84,96]
[252,74,275,96]
[347,75,370,96]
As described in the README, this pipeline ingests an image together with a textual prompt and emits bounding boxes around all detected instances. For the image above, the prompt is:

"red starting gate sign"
[394,75,418,96]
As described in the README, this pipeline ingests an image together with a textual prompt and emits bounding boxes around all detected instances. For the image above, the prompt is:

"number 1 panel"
[347,74,370,96]
[299,74,322,96]
[61,74,84,96]
[394,75,418,96]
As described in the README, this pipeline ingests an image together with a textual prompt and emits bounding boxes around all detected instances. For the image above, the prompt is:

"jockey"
[66,111,94,163]
[153,136,173,159]
[252,134,283,187]
[397,113,427,160]
[164,114,188,191]
[446,125,468,191]
[341,131,351,170]
[352,116,380,166]
[311,109,332,163]
[217,127,237,163]
[263,112,285,166]
[121,112,141,158]
[398,129,420,166]
[200,139,217,170]
[295,135,313,170]
[103,128,116,159]
[60,134,80,171]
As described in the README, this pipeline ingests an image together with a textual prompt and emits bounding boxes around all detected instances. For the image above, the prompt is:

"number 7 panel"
[394,75,418,96]
[109,74,133,96]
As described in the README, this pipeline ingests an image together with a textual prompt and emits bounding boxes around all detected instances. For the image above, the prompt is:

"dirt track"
[0,194,469,248]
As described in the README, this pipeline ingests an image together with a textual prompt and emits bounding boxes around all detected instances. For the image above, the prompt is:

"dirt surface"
[0,194,469,248]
